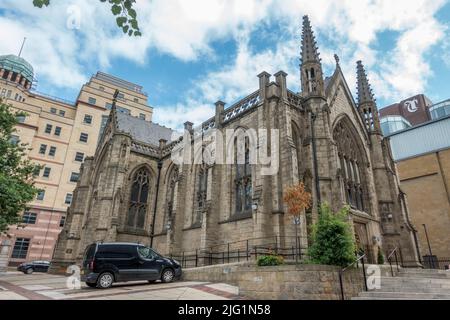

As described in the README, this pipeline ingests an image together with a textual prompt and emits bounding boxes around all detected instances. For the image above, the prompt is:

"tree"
[283,182,312,263]
[0,99,41,234]
[308,203,356,267]
[32,0,142,37]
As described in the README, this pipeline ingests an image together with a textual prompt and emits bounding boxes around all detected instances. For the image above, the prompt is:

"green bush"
[377,246,385,265]
[257,255,285,267]
[308,203,356,267]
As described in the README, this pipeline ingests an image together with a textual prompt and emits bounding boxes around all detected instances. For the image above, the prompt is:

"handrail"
[387,247,400,276]
[339,253,367,300]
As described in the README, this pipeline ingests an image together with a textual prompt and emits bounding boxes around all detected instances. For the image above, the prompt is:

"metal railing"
[339,253,367,300]
[169,236,308,269]
[387,247,401,277]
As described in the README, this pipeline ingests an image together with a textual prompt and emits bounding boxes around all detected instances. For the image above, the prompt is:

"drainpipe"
[311,112,321,208]
[150,161,163,248]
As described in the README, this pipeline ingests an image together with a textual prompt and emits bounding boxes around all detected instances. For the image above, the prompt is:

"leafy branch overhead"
[32,0,142,37]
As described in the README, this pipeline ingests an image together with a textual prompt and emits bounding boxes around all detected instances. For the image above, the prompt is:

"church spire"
[300,15,324,97]
[356,61,381,133]
[301,15,320,64]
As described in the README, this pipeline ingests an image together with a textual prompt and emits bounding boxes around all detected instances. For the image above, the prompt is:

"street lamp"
[422,224,435,268]
[293,216,301,264]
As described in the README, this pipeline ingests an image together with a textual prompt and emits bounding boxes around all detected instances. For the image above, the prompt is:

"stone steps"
[352,268,450,300]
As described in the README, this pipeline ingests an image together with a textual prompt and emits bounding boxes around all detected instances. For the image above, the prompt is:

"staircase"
[353,268,450,300]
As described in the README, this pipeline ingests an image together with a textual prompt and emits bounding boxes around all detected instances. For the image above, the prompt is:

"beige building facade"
[0,54,154,266]
[51,17,420,272]
[388,115,450,263]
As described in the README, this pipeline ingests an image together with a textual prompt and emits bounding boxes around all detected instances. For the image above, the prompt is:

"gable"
[326,67,369,144]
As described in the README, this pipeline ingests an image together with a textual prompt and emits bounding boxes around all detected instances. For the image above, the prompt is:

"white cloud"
[0,0,447,127]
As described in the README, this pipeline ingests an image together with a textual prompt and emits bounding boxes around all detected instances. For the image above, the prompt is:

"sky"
[0,0,449,130]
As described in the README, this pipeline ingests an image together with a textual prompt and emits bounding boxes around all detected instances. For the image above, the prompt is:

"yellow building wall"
[397,150,450,259]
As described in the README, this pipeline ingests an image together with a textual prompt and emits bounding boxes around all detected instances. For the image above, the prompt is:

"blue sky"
[0,0,449,129]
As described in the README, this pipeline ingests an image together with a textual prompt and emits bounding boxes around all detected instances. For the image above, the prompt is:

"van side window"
[137,247,156,260]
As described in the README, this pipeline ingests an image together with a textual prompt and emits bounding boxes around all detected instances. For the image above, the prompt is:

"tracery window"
[234,137,252,214]
[127,168,150,229]
[194,164,208,225]
[334,119,367,212]
[164,166,179,231]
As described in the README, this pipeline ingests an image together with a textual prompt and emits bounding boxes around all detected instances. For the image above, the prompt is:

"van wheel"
[161,269,174,283]
[97,272,114,289]
[25,268,34,274]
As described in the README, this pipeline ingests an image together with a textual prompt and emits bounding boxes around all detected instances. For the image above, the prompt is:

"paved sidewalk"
[0,272,242,300]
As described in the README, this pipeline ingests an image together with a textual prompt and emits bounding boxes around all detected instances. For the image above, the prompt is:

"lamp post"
[422,224,435,268]
[293,216,301,264]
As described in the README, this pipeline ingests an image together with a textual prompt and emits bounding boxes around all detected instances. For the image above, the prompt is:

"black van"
[81,242,182,289]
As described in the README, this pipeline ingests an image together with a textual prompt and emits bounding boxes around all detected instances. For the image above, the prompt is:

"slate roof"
[115,111,174,146]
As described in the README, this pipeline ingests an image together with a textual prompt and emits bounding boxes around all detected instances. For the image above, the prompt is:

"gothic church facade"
[51,16,420,270]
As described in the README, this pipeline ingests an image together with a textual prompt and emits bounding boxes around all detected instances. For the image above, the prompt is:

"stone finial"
[334,54,340,66]
[184,121,193,132]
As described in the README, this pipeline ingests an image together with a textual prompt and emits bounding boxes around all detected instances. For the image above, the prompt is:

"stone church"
[51,16,420,270]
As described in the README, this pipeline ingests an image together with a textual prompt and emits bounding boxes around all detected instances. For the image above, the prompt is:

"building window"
[164,166,179,231]
[134,98,139,103]
[139,113,146,121]
[22,212,37,225]
[39,144,47,155]
[59,110,66,117]
[83,114,93,125]
[50,108,57,114]
[10,135,20,145]
[117,106,131,115]
[105,102,112,110]
[59,216,66,227]
[43,167,51,178]
[79,133,89,143]
[117,93,125,100]
[88,97,97,105]
[99,86,105,91]
[127,168,150,229]
[65,193,73,205]
[49,146,56,157]
[36,190,45,201]
[234,136,253,215]
[74,152,85,162]
[70,172,80,183]
[11,238,30,259]
[6,90,12,98]
[54,126,62,136]
[45,124,53,134]
[194,165,208,225]
[16,115,26,123]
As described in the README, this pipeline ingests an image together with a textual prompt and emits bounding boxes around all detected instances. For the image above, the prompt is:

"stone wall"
[182,262,397,300]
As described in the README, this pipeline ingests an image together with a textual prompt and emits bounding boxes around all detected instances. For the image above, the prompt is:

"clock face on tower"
[404,99,419,113]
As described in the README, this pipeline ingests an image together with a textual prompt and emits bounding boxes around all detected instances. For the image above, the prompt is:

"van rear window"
[84,244,96,260]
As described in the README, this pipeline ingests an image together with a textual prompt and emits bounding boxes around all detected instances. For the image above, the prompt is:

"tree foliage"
[283,182,312,218]
[308,203,356,267]
[33,0,142,36]
[0,100,41,234]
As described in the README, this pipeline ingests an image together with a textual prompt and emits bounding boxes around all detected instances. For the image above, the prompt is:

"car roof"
[96,242,145,246]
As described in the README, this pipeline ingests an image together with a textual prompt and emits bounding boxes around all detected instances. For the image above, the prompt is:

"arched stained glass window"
[127,168,150,229]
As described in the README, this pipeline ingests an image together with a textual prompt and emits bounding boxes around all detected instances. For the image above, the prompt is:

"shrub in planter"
[308,203,356,267]
[257,255,285,267]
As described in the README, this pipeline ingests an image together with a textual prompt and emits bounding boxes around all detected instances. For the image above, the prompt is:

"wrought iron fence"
[169,236,309,268]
